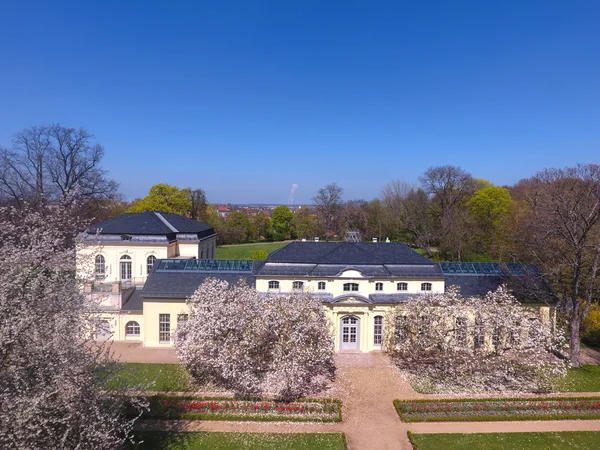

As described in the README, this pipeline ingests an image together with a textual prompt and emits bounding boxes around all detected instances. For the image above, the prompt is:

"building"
[78,216,551,351]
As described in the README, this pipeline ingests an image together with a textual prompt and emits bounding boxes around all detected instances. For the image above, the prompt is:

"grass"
[106,363,223,392]
[215,242,289,260]
[136,396,342,422]
[394,397,600,422]
[408,431,600,449]
[562,365,600,392]
[128,431,347,450]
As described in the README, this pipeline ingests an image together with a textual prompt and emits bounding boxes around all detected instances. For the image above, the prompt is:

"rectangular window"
[374,316,383,345]
[159,314,171,343]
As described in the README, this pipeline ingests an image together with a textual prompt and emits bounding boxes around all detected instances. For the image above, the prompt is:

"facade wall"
[98,310,144,342]
[78,243,172,285]
[255,276,444,297]
[142,299,190,347]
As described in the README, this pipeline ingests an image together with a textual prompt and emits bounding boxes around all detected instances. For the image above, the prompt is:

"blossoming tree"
[174,279,336,401]
[383,286,567,394]
[0,201,145,449]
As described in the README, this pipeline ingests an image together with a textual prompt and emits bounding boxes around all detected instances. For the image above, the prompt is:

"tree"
[0,124,118,208]
[420,166,476,259]
[401,188,435,257]
[251,249,268,260]
[174,279,336,401]
[224,211,252,243]
[294,206,319,240]
[128,183,191,215]
[467,186,513,259]
[271,205,294,240]
[341,200,369,237]
[381,180,413,239]
[312,183,344,240]
[251,211,273,241]
[187,188,208,221]
[384,287,566,394]
[514,164,600,367]
[0,200,145,448]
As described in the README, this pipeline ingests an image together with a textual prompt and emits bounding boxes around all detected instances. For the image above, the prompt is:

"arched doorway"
[340,315,360,350]
[96,320,111,340]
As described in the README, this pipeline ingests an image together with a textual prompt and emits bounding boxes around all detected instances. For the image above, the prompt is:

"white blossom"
[174,279,336,402]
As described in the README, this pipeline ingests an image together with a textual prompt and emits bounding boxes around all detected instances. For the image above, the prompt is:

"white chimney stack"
[315,237,320,242]
[372,237,378,243]
[385,237,390,243]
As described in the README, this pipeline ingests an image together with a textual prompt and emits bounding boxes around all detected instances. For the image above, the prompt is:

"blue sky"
[1,1,599,204]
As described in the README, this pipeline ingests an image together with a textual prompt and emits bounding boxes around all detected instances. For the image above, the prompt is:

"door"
[96,320,111,340]
[120,260,132,281]
[340,315,360,350]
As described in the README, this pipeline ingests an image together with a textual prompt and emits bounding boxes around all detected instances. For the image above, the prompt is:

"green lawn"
[408,431,600,450]
[215,242,289,260]
[107,363,223,392]
[128,431,347,450]
[563,365,600,392]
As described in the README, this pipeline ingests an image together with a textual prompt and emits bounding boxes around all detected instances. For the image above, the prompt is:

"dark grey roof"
[121,287,144,311]
[142,271,255,298]
[266,242,433,265]
[368,293,416,304]
[85,212,215,237]
[445,275,507,297]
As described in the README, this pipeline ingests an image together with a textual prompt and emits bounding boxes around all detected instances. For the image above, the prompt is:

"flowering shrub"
[395,397,600,422]
[139,396,341,422]
[384,286,568,394]
[174,279,336,402]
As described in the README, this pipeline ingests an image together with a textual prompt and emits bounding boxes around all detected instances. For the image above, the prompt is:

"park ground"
[110,343,600,449]
[215,241,289,260]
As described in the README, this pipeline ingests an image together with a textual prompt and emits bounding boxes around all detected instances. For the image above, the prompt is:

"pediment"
[332,295,370,304]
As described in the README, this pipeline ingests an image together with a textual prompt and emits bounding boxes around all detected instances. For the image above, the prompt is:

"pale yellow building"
[80,231,552,352]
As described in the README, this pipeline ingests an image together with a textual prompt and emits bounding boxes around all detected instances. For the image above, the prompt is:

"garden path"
[120,345,600,449]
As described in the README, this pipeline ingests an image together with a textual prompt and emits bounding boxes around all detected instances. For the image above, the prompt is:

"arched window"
[268,280,280,290]
[147,255,156,275]
[292,281,304,290]
[374,316,383,345]
[318,281,326,290]
[125,321,140,336]
[343,283,359,292]
[397,282,408,291]
[120,255,132,281]
[95,255,105,280]
[375,282,383,291]
[421,282,432,291]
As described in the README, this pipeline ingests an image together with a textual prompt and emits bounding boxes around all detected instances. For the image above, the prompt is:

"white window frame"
[397,282,408,291]
[147,255,156,275]
[375,282,383,291]
[421,282,432,291]
[374,316,383,346]
[268,280,280,291]
[95,255,105,280]
[159,314,171,343]
[125,321,140,336]
[292,281,304,291]
[317,281,326,290]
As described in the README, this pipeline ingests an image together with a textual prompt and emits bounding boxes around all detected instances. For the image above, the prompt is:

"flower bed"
[137,395,342,422]
[394,397,600,422]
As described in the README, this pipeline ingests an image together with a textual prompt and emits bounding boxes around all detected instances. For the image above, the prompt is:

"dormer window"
[121,234,132,241]
[318,281,326,290]
[343,283,359,292]
[292,281,304,291]
[397,282,408,291]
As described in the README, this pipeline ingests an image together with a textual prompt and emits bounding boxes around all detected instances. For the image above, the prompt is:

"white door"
[340,315,360,350]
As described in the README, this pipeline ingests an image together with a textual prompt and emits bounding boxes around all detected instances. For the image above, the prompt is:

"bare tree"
[341,200,369,237]
[0,125,118,207]
[187,188,208,221]
[402,188,435,257]
[420,165,475,259]
[312,183,344,240]
[515,164,600,367]
[381,180,414,239]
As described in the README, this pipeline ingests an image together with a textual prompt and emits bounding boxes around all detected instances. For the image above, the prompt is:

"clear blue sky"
[1,1,599,204]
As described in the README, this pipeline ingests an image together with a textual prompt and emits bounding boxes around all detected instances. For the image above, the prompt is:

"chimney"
[302,238,306,242]
[385,237,390,243]
[372,237,378,243]
[315,237,320,242]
